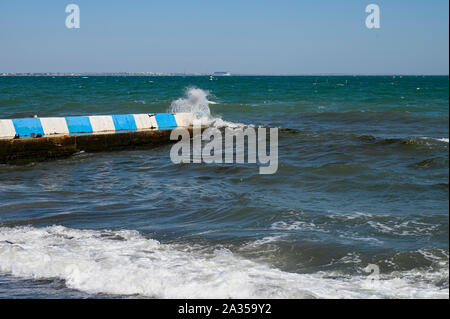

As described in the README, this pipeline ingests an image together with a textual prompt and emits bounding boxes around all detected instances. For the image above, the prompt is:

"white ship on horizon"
[212,71,231,76]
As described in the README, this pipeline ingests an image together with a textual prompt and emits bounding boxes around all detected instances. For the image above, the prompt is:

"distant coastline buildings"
[0,72,206,77]
[1,72,233,77]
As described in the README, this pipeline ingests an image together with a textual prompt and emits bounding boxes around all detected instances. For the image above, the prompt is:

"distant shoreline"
[1,73,449,77]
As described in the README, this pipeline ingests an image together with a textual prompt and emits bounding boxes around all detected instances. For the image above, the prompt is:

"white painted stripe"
[133,114,158,130]
[0,119,16,138]
[89,115,115,133]
[148,114,158,129]
[174,113,194,127]
[40,117,69,136]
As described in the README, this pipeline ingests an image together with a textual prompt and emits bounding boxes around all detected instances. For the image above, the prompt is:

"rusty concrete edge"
[0,127,197,164]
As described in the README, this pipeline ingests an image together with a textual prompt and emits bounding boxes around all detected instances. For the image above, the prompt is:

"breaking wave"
[0,226,447,299]
[169,88,249,128]
[169,88,212,119]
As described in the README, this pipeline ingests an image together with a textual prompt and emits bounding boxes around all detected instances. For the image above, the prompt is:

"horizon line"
[1,72,449,77]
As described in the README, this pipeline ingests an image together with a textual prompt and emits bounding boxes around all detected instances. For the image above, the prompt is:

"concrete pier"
[0,113,194,164]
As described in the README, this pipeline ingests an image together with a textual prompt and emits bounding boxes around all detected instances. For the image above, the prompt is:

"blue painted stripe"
[155,113,177,130]
[12,118,44,138]
[6,113,181,138]
[66,116,93,134]
[112,114,137,131]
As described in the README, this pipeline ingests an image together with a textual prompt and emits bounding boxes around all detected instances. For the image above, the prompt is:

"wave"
[300,110,449,121]
[278,129,449,150]
[266,211,448,241]
[169,88,212,118]
[420,137,449,144]
[0,225,447,299]
[169,88,250,128]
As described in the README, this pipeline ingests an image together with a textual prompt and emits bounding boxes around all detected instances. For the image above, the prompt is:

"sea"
[0,75,448,298]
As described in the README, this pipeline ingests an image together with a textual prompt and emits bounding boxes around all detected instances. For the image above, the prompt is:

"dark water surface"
[0,76,448,298]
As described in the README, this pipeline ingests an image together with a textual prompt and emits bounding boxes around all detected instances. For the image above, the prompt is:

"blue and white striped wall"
[0,113,193,139]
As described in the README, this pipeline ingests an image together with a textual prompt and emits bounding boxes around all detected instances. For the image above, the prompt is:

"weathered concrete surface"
[0,128,193,164]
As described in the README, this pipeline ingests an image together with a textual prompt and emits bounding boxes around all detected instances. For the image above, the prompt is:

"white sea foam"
[419,137,449,144]
[169,88,249,128]
[170,88,212,119]
[244,235,288,247]
[0,226,447,299]
[333,252,362,265]
[270,220,326,233]
[368,220,439,237]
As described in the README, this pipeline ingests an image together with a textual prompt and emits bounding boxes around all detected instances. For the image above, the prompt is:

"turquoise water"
[0,76,448,298]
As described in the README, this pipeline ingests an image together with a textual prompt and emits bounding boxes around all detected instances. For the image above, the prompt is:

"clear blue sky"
[0,0,448,74]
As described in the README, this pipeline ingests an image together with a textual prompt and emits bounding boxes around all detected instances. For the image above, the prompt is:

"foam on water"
[169,88,250,128]
[170,88,212,119]
[270,221,327,233]
[0,226,447,299]
[419,137,449,144]
[269,212,448,240]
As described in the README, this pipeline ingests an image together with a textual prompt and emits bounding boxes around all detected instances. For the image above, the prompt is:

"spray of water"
[169,88,248,128]
[170,88,212,120]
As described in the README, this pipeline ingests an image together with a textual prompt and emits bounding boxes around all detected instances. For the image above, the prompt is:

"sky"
[0,0,448,75]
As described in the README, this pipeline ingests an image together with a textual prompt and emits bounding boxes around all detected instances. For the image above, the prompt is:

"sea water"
[0,76,448,298]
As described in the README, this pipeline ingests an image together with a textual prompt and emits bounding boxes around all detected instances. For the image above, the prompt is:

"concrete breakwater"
[0,113,194,163]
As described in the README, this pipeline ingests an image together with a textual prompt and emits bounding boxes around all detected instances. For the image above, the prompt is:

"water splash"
[169,88,249,128]
[170,88,212,120]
